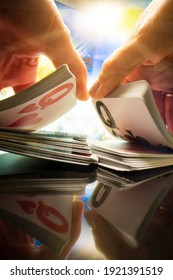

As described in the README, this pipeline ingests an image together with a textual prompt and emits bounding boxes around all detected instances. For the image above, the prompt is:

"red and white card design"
[0,194,73,253]
[0,77,76,130]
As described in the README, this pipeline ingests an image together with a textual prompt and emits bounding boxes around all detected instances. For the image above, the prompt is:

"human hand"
[0,200,84,260]
[84,209,135,260]
[84,191,173,260]
[89,0,173,131]
[0,0,88,100]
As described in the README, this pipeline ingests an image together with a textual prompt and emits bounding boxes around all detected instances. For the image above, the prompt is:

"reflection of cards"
[0,64,76,130]
[0,194,73,254]
[0,153,97,193]
[89,173,173,247]
[97,165,173,190]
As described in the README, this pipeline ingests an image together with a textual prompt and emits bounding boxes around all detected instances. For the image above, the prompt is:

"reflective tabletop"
[0,158,173,260]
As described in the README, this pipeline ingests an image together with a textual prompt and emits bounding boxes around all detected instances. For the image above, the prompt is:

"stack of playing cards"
[0,64,77,130]
[0,128,98,167]
[89,171,173,248]
[0,63,98,167]
[92,80,173,171]
[90,139,173,171]
[0,152,97,255]
[0,63,98,255]
[97,164,173,190]
[0,192,77,254]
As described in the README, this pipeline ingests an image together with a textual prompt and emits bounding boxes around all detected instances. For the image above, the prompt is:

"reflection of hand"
[0,0,88,100]
[85,209,134,260]
[89,0,173,131]
[84,201,173,260]
[0,201,84,260]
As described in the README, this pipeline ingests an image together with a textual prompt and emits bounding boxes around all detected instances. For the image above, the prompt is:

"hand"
[84,190,173,260]
[89,0,173,131]
[0,201,84,260]
[0,0,88,100]
[84,209,134,260]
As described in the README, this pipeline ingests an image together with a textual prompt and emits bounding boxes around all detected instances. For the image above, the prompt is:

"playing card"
[0,193,73,254]
[89,172,173,247]
[92,81,173,149]
[0,65,77,130]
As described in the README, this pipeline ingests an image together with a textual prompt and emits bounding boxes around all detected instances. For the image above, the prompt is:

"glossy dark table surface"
[0,161,173,260]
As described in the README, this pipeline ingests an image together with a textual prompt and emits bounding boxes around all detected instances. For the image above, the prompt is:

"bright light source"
[74,3,125,42]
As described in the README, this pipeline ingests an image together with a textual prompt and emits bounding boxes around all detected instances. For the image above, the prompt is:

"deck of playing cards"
[0,153,97,255]
[0,64,98,255]
[97,165,173,190]
[0,128,98,167]
[0,193,75,255]
[0,64,76,130]
[0,64,98,167]
[89,171,173,248]
[92,80,173,171]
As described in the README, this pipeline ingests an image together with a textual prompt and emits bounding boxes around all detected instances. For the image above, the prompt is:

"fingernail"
[84,210,97,229]
[89,80,100,97]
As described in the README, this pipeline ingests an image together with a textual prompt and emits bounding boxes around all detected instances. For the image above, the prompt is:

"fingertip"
[76,81,89,101]
[84,210,95,229]
[76,82,89,100]
[72,200,84,219]
[89,77,117,99]
[89,82,109,99]
[84,209,104,230]
[89,80,101,98]
[77,92,89,101]
[75,68,89,101]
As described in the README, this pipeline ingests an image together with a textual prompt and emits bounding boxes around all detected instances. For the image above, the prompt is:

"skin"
[89,0,173,133]
[0,0,87,259]
[0,0,88,100]
[84,190,173,260]
[0,200,84,260]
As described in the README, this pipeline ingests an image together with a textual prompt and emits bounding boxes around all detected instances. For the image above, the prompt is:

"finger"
[59,200,84,259]
[89,0,173,99]
[51,44,88,101]
[1,1,88,100]
[39,200,84,260]
[13,81,36,93]
[89,42,146,98]
[125,57,173,92]
[84,209,133,259]
[0,54,39,92]
[43,8,88,101]
[0,219,39,260]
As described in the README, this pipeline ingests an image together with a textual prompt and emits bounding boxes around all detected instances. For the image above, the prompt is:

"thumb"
[89,40,147,98]
[45,26,88,101]
[53,46,88,102]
